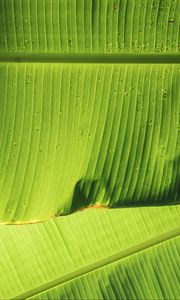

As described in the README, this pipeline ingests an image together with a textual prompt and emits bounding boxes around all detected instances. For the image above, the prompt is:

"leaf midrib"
[0,53,180,64]
[13,227,180,300]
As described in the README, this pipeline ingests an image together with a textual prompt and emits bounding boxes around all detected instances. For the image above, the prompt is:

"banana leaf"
[0,0,179,222]
[0,0,179,299]
[0,63,179,223]
[0,205,179,299]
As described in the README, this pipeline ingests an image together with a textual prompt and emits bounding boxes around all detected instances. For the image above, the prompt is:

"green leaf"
[0,0,179,223]
[0,63,179,223]
[0,205,179,299]
[0,0,179,54]
[0,0,179,298]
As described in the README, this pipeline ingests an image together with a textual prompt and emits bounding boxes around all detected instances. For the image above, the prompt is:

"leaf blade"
[0,205,179,299]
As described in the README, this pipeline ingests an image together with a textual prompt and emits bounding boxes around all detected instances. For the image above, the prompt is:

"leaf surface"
[0,63,179,222]
[0,0,179,54]
[0,0,179,222]
[0,205,179,299]
[0,1,180,298]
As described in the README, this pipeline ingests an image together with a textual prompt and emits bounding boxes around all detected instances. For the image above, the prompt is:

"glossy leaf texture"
[0,205,179,299]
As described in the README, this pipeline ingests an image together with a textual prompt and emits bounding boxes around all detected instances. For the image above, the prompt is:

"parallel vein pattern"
[0,1,179,299]
[30,237,180,300]
[0,205,179,299]
[0,63,179,222]
[0,0,179,54]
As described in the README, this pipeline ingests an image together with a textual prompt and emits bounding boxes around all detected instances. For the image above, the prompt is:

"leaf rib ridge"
[0,53,180,64]
[13,227,180,300]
